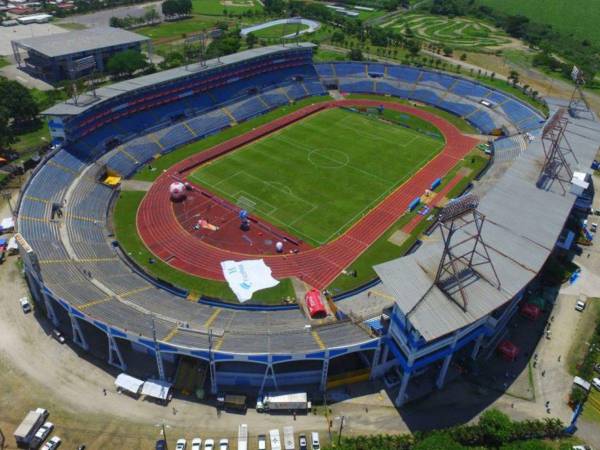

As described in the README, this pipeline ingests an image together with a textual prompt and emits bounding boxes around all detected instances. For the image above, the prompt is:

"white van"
[270,429,281,450]
[311,432,320,450]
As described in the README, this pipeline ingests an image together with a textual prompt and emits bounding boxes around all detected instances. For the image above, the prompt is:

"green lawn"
[251,23,310,39]
[136,15,223,40]
[0,56,10,69]
[134,96,331,181]
[188,107,444,245]
[11,121,50,153]
[113,190,296,303]
[192,0,262,15]
[478,0,600,44]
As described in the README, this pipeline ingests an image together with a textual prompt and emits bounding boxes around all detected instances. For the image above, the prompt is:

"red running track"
[137,99,479,289]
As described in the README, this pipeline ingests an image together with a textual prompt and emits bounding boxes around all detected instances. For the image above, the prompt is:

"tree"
[414,432,466,450]
[477,409,513,447]
[460,53,467,61]
[500,440,553,450]
[443,46,453,57]
[106,50,149,78]
[159,51,185,69]
[406,39,420,57]
[331,30,345,45]
[0,107,15,149]
[347,48,363,61]
[245,32,258,49]
[508,70,520,86]
[0,78,39,131]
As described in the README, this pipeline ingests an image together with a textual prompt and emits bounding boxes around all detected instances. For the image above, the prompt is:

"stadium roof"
[43,43,316,117]
[375,100,600,342]
[12,26,149,59]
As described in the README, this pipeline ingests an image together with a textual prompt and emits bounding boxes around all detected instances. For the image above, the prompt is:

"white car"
[257,434,267,450]
[204,439,215,450]
[219,438,229,450]
[191,438,202,450]
[576,298,587,311]
[34,421,54,442]
[311,432,320,450]
[592,377,600,391]
[19,297,32,313]
[176,438,187,450]
[42,436,61,450]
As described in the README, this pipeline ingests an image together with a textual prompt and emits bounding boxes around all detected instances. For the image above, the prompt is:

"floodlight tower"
[568,66,593,119]
[537,108,578,194]
[434,194,500,311]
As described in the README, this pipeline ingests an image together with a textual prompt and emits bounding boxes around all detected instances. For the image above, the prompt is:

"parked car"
[299,434,308,450]
[191,438,202,450]
[257,434,267,450]
[204,439,215,450]
[19,297,32,313]
[219,438,229,450]
[52,329,66,344]
[41,436,61,450]
[176,438,187,450]
[592,377,600,391]
[155,440,166,450]
[311,432,320,450]
[575,297,587,312]
[34,421,54,442]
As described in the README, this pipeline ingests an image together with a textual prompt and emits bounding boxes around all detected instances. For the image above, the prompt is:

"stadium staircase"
[221,107,238,125]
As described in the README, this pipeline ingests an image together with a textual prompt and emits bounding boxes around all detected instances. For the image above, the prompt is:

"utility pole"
[336,415,346,446]
[1,191,14,217]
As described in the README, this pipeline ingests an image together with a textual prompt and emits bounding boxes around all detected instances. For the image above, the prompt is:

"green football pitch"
[188,108,444,246]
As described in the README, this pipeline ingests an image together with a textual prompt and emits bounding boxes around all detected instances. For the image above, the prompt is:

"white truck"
[237,424,248,450]
[14,407,48,447]
[269,429,282,450]
[256,392,311,414]
[283,426,295,450]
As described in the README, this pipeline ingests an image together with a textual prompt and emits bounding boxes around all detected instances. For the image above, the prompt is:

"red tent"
[497,340,519,361]
[305,288,327,319]
[520,303,541,321]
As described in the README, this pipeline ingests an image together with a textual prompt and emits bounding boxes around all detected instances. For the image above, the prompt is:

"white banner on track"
[221,259,279,302]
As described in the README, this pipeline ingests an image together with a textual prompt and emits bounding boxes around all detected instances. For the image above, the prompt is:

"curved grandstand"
[17,44,600,404]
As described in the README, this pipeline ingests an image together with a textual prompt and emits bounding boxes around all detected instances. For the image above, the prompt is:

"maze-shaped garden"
[385,13,510,48]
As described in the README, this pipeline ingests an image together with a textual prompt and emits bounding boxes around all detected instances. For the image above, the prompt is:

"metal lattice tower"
[537,108,578,194]
[434,194,501,311]
[569,69,593,119]
[152,315,166,381]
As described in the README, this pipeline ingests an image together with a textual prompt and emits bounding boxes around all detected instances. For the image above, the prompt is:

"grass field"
[382,13,510,49]
[251,23,311,39]
[192,0,262,15]
[136,15,223,40]
[478,0,600,44]
[188,108,444,245]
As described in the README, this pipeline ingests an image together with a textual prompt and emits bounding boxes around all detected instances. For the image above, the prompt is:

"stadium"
[15,43,600,406]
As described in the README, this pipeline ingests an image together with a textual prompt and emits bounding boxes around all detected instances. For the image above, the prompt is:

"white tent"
[141,379,172,401]
[0,217,14,232]
[114,373,144,395]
